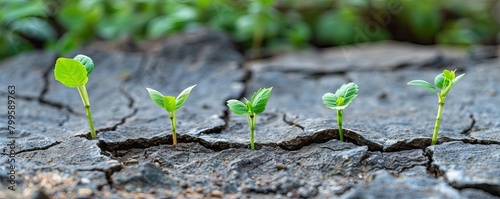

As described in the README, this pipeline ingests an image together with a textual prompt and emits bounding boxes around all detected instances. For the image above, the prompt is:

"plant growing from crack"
[322,82,359,142]
[54,54,97,139]
[227,87,273,150]
[407,69,465,145]
[146,85,196,148]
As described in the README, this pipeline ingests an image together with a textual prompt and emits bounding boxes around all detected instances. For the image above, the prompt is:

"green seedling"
[227,87,273,150]
[322,83,359,142]
[54,54,96,139]
[146,85,196,148]
[408,69,465,145]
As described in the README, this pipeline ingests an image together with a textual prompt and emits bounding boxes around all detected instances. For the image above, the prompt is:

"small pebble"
[210,190,223,198]
[127,158,139,165]
[77,188,93,196]
[275,163,288,171]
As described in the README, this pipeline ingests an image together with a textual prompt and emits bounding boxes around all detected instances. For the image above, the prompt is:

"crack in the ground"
[39,53,58,99]
[58,114,70,127]
[282,114,304,130]
[8,141,62,155]
[461,113,476,136]
[77,165,123,190]
[220,63,251,130]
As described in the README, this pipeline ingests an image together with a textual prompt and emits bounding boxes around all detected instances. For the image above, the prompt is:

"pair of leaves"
[54,54,94,88]
[146,85,196,112]
[227,87,273,116]
[407,69,465,95]
[322,82,359,110]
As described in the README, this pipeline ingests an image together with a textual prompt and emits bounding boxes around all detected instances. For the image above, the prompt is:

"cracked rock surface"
[0,29,499,198]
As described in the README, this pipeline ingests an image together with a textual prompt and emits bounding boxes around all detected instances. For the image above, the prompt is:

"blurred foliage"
[0,0,498,60]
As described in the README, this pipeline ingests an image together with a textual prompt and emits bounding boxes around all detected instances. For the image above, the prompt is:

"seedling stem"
[337,109,344,142]
[169,112,177,147]
[77,85,96,139]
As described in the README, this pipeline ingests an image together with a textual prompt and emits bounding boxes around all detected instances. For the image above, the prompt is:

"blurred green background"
[1,0,499,60]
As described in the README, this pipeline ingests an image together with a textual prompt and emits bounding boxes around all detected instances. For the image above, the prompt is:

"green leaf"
[452,73,465,84]
[250,87,273,114]
[175,85,196,110]
[407,80,438,93]
[323,82,359,110]
[227,100,248,115]
[322,93,339,107]
[434,73,448,89]
[73,54,94,76]
[163,96,177,112]
[334,83,359,106]
[146,88,164,108]
[54,58,88,88]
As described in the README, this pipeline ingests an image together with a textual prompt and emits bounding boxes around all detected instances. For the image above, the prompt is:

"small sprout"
[54,54,97,139]
[146,85,196,147]
[227,87,273,150]
[322,82,359,142]
[408,69,465,145]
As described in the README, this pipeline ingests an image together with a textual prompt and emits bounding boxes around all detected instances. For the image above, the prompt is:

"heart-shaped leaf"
[54,58,88,88]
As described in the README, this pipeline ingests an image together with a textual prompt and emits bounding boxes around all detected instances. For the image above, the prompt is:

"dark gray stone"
[0,51,55,98]
[18,137,120,171]
[427,141,500,196]
[340,170,464,199]
[112,162,179,193]
[461,61,500,144]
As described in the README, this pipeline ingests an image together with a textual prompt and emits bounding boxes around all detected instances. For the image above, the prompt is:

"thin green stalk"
[336,109,344,142]
[169,111,177,147]
[77,85,96,139]
[432,96,445,145]
[247,113,256,150]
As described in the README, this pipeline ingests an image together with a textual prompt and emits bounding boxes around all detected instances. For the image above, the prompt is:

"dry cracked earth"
[0,29,499,199]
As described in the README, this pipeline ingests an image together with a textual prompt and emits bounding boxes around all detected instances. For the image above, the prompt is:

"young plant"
[226,87,273,150]
[54,54,97,139]
[407,69,465,145]
[322,83,359,142]
[146,85,196,148]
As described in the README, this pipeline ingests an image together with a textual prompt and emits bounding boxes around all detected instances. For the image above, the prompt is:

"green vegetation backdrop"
[1,0,499,60]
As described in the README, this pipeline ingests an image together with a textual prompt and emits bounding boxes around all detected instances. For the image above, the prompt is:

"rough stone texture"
[0,29,499,198]
[0,51,56,98]
[340,170,465,199]
[427,141,500,196]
